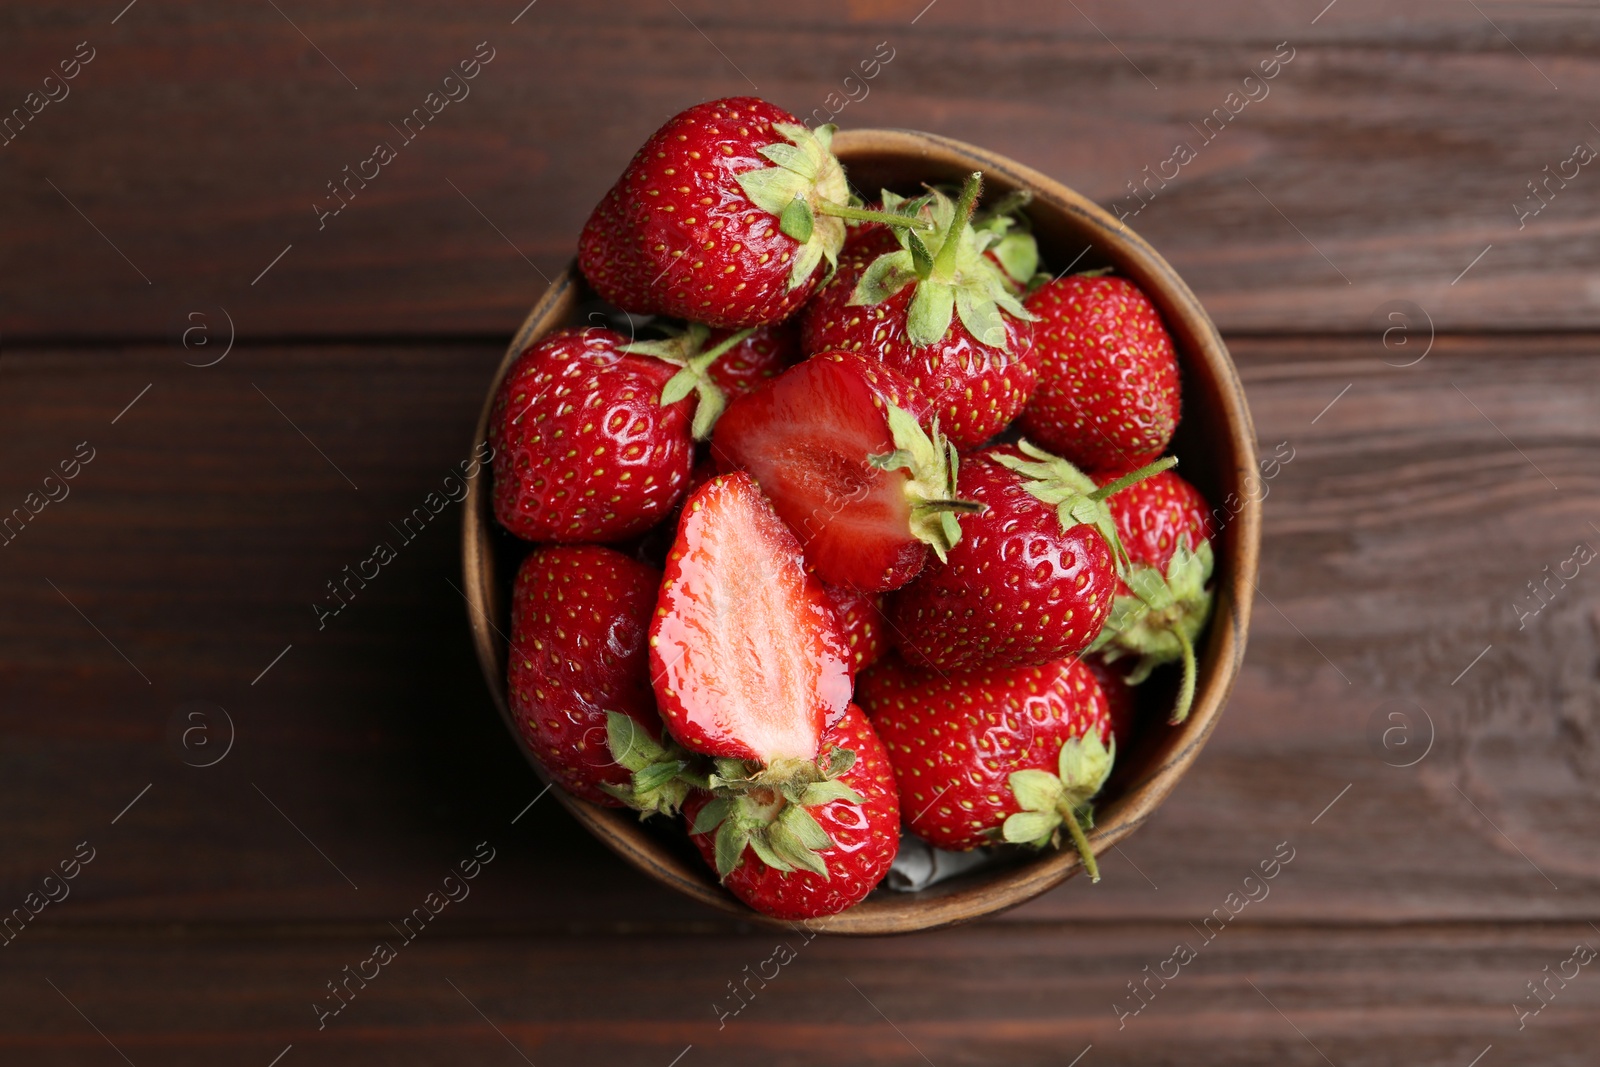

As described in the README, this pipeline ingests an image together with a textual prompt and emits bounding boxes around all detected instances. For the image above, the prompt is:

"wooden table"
[3,2,1596,1063]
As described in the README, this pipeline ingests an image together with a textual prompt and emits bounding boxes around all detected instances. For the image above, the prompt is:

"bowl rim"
[461,126,1261,935]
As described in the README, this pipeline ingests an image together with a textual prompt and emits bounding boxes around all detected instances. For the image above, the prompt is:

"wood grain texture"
[2,923,1596,1065]
[5,3,1600,1058]
[3,333,1596,938]
[2,1,1599,338]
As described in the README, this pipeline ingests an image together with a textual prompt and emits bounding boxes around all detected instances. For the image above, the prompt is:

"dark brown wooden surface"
[4,1,1600,339]
[3,2,1599,1064]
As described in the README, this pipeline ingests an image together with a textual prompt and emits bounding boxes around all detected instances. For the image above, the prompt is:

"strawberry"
[618,320,797,440]
[859,655,1113,879]
[684,703,900,919]
[702,321,798,398]
[491,326,694,543]
[801,173,1039,448]
[1086,656,1139,751]
[711,351,977,592]
[890,443,1175,672]
[1090,469,1216,723]
[819,579,889,677]
[578,97,922,328]
[1018,272,1181,476]
[508,546,689,814]
[649,471,852,763]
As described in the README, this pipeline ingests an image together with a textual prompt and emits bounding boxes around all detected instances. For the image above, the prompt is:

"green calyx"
[992,442,1177,573]
[693,747,864,881]
[733,122,863,293]
[620,322,757,439]
[867,405,984,563]
[1089,538,1217,724]
[999,730,1116,883]
[972,187,1044,293]
[846,172,1037,350]
[599,710,704,818]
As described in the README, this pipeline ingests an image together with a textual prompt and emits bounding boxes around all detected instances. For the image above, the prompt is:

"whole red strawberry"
[508,545,688,814]
[491,326,694,542]
[649,471,852,764]
[819,579,889,677]
[1090,468,1216,723]
[579,97,913,328]
[890,444,1173,672]
[860,655,1113,879]
[712,351,978,592]
[1018,272,1181,475]
[802,174,1039,448]
[618,320,797,440]
[1086,656,1139,750]
[704,321,798,398]
[684,703,899,919]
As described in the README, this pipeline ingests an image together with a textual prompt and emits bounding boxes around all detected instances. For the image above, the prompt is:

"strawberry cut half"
[649,471,852,764]
[711,351,978,593]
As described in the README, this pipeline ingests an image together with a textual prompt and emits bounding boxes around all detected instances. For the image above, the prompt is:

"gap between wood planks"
[11,917,1600,942]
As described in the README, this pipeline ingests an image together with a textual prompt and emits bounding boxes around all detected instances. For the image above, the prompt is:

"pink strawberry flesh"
[650,471,852,763]
[711,352,934,592]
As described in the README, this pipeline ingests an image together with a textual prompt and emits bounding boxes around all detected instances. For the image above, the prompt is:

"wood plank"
[2,923,1593,1065]
[2,333,1597,933]
[2,2,1598,337]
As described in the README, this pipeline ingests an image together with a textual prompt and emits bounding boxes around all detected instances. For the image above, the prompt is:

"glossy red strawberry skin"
[711,351,935,593]
[1086,656,1139,750]
[860,656,1111,851]
[491,327,694,543]
[1019,275,1180,476]
[889,451,1118,671]
[578,98,823,327]
[508,546,663,807]
[1106,469,1214,594]
[649,472,852,763]
[802,227,1038,448]
[820,580,889,677]
[684,704,900,919]
[708,321,797,399]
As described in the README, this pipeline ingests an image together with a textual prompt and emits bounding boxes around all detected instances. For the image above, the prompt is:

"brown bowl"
[462,128,1260,935]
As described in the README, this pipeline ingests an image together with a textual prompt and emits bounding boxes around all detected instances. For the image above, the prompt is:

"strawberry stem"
[980,187,1032,219]
[815,200,934,231]
[911,498,986,514]
[1088,456,1178,503]
[1169,624,1198,726]
[932,171,984,279]
[1058,802,1100,883]
[694,326,758,368]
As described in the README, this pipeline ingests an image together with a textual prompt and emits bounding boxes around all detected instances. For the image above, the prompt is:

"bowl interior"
[461,128,1260,935]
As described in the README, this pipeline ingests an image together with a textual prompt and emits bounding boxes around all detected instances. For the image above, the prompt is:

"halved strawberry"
[684,703,900,919]
[649,471,852,763]
[711,351,977,593]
